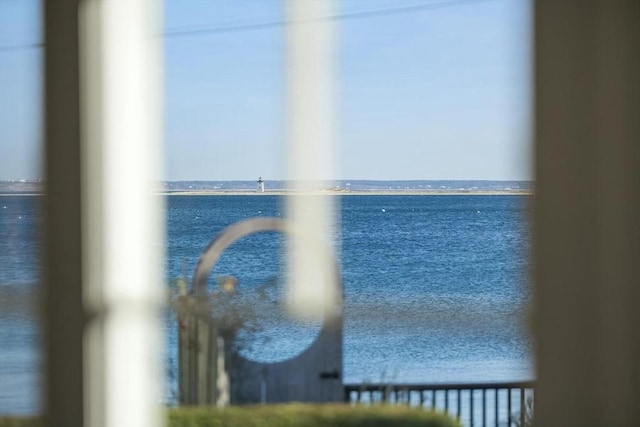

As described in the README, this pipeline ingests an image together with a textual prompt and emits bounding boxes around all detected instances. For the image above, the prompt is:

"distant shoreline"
[1,189,533,197]
[0,180,535,197]
[160,189,533,196]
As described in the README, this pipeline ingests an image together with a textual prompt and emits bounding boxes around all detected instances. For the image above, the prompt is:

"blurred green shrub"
[1,404,461,427]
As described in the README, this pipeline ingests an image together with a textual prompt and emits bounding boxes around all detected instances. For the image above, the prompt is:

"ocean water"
[0,192,533,414]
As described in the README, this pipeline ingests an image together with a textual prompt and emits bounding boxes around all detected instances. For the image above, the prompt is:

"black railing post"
[520,388,525,427]
[507,388,512,427]
[482,389,486,427]
[495,389,499,427]
[470,389,474,426]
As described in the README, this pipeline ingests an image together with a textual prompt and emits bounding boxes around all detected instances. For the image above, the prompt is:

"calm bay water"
[0,192,533,414]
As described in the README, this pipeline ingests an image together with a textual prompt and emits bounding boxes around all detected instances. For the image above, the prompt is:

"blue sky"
[0,0,531,181]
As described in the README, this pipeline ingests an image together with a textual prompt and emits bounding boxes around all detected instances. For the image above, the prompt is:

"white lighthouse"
[257,177,265,193]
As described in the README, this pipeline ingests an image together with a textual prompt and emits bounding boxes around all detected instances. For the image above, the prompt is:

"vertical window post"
[285,0,339,319]
[45,1,164,426]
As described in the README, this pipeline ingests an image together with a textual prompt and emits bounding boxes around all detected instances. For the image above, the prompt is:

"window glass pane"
[0,0,43,416]
[162,1,532,419]
[337,0,533,384]
[0,1,532,422]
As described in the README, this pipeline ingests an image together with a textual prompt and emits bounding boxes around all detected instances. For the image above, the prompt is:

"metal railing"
[344,381,535,427]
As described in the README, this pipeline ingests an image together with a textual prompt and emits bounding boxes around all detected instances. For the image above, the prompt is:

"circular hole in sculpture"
[210,231,324,363]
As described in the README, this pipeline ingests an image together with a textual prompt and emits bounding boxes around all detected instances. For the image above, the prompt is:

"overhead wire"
[163,0,494,38]
[0,0,496,52]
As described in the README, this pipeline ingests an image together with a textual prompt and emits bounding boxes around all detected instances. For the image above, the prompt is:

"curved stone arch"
[192,217,343,404]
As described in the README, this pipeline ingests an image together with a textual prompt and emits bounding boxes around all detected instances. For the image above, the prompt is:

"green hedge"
[169,404,461,427]
[1,404,461,427]
[0,419,40,427]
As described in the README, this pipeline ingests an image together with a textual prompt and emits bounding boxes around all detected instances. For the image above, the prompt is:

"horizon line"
[0,178,535,183]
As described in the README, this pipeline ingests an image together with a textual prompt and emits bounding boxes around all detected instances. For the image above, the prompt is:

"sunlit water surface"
[0,193,533,414]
